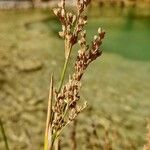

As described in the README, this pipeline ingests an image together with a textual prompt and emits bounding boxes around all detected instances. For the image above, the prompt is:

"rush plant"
[44,0,105,149]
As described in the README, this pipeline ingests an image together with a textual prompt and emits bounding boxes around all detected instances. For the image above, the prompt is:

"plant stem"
[58,42,72,92]
[55,42,72,150]
[70,120,77,150]
[0,119,9,150]
[58,58,69,92]
[54,139,60,150]
[44,75,53,150]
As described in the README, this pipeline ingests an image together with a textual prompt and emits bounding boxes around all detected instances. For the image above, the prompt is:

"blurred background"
[0,0,150,149]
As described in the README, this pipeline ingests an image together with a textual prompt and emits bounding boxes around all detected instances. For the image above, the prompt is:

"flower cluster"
[52,77,86,131]
[74,28,105,81]
[53,0,91,58]
[48,0,105,145]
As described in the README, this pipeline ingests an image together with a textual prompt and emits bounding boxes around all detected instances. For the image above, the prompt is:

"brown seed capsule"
[53,8,61,16]
[61,9,65,17]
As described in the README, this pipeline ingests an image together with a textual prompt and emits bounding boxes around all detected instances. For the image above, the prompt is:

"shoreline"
[0,0,149,10]
[0,0,149,18]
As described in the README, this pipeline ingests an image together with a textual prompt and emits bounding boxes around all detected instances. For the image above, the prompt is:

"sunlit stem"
[44,75,53,150]
[55,41,72,150]
[58,41,72,92]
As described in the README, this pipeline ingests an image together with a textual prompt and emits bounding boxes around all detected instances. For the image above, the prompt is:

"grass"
[0,7,150,149]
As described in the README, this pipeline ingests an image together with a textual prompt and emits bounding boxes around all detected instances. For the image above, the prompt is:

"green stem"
[58,9,80,92]
[55,43,72,150]
[0,119,9,150]
[58,58,69,92]
[58,43,72,92]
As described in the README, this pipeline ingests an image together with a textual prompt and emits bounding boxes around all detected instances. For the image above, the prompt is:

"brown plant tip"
[74,28,105,81]
[77,0,91,13]
[53,0,92,59]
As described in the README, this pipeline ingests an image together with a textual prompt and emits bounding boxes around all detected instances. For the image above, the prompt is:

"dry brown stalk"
[54,139,61,150]
[70,120,77,150]
[44,0,105,149]
[44,75,53,150]
[143,122,150,150]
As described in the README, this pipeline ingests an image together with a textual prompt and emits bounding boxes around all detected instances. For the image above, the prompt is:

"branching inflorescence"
[44,0,105,149]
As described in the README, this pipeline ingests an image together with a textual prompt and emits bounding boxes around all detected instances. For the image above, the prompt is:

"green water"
[88,15,150,61]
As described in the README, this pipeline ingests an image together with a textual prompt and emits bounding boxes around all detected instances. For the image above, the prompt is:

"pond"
[88,7,150,61]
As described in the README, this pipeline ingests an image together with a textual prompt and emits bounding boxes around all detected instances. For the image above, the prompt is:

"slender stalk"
[44,0,104,149]
[54,139,60,150]
[55,42,72,150]
[70,120,77,150]
[0,119,9,150]
[44,75,54,150]
[58,43,72,92]
[58,58,69,92]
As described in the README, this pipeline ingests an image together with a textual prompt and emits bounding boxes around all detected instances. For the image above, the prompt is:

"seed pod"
[61,9,65,17]
[94,35,98,40]
[72,15,77,24]
[53,8,61,16]
[59,31,65,38]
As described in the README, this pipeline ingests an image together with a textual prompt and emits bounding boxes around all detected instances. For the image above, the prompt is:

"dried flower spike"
[44,0,105,149]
